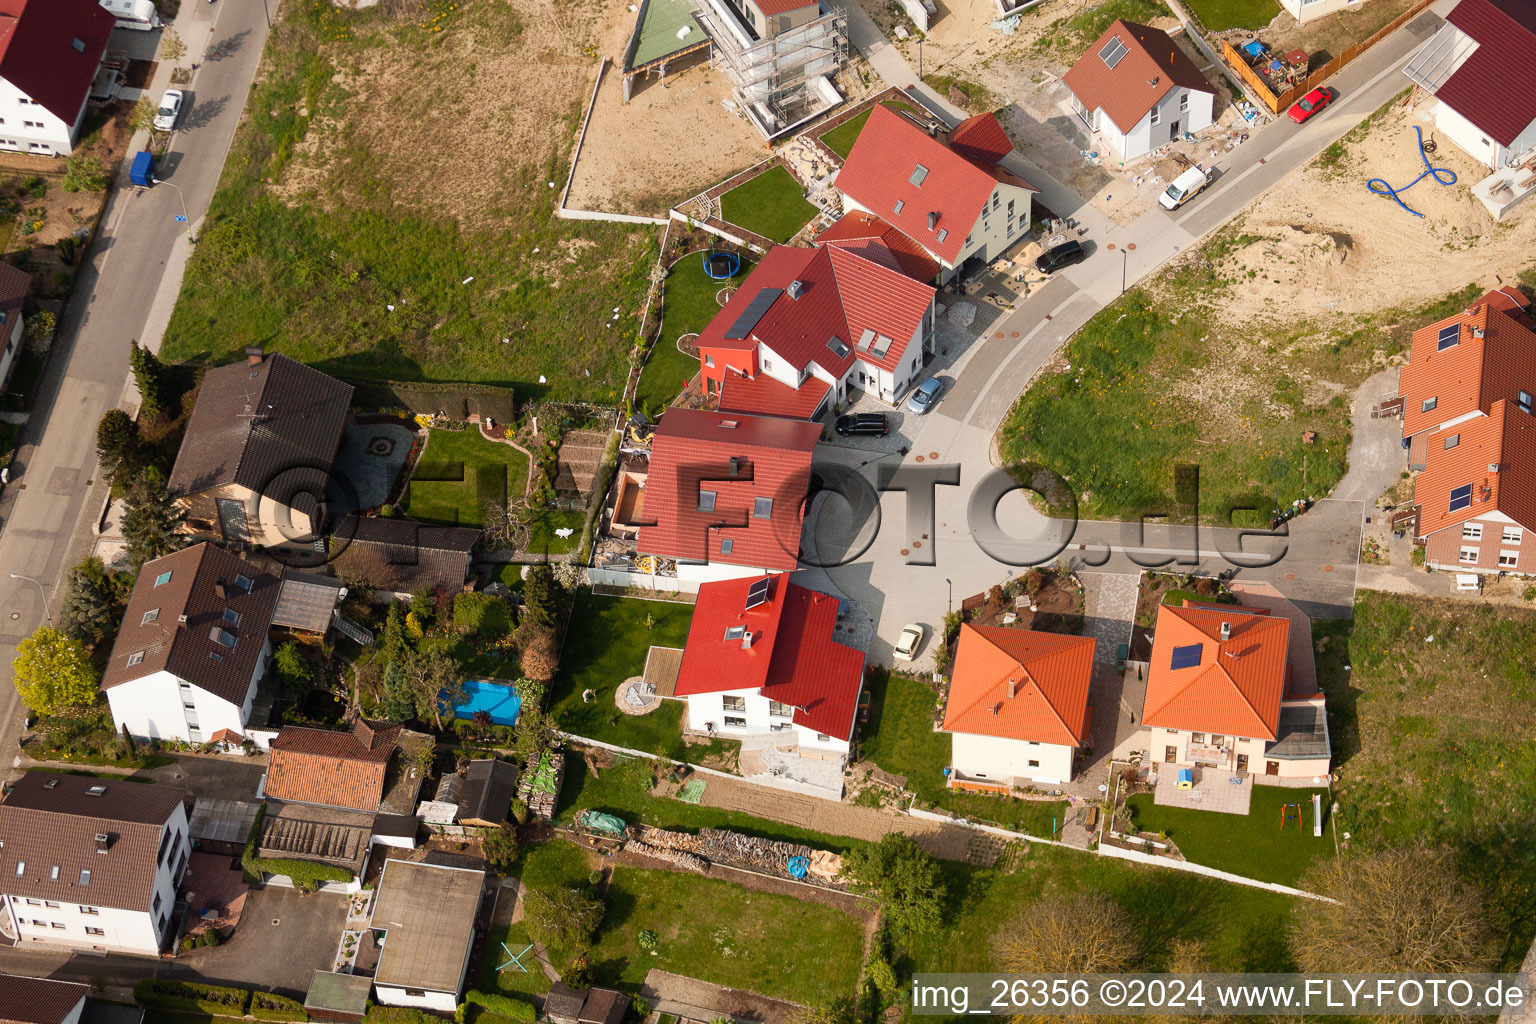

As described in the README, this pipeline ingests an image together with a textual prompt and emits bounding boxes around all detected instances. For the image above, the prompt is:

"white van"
[1159,166,1210,211]
[99,0,162,30]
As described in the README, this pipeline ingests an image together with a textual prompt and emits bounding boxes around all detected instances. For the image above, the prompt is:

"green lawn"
[526,508,584,555]
[718,165,817,245]
[159,0,654,403]
[908,846,1297,976]
[818,100,916,160]
[1125,786,1332,887]
[405,427,529,528]
[634,252,755,414]
[1033,0,1173,53]
[504,839,862,1004]
[560,754,866,852]
[549,592,729,764]
[1182,0,1279,30]
[862,669,1068,836]
[1323,593,1536,965]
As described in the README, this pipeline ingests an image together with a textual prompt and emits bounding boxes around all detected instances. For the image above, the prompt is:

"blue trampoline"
[703,249,741,279]
[453,680,522,726]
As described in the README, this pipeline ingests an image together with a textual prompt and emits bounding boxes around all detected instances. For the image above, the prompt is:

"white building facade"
[0,80,82,156]
[684,688,852,754]
[949,731,1074,786]
[1070,83,1214,162]
[105,639,271,745]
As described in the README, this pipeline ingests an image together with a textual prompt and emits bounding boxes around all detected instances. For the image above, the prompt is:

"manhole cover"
[995,332,1004,339]
[1126,243,1137,251]
[1285,573,1295,580]
[1011,331,1020,338]
[1324,564,1334,572]
[929,451,938,459]
[272,919,281,926]
[367,437,396,457]
[915,455,925,462]
[1106,243,1117,251]
[900,548,909,556]
[912,540,922,549]
[8,613,17,620]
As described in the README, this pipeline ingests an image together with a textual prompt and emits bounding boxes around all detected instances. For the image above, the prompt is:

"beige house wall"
[179,482,317,548]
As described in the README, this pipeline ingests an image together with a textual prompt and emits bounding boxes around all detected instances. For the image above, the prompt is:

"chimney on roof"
[927,211,939,231]
[94,833,111,854]
[728,456,740,477]
[1220,621,1231,641]
[354,719,376,750]
[1473,327,1485,338]
[991,702,1002,715]
[741,631,754,650]
[214,581,227,600]
[178,614,188,625]
[1489,463,1500,474]
[787,280,804,300]
[244,346,265,366]
[1007,677,1018,699]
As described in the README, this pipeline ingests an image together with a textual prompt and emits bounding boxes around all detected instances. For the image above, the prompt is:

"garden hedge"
[365,1007,444,1024]
[134,979,250,1016]
[464,991,537,1022]
[250,992,310,1021]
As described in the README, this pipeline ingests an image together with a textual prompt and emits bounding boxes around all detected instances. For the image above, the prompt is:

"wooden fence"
[1221,0,1436,113]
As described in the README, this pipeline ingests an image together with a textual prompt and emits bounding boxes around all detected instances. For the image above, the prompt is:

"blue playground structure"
[1366,126,1456,217]
[703,248,741,279]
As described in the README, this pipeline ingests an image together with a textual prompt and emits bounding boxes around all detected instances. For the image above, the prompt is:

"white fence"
[1097,842,1334,900]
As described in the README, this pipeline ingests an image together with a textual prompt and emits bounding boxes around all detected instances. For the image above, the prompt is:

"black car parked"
[835,413,890,436]
[1035,239,1087,275]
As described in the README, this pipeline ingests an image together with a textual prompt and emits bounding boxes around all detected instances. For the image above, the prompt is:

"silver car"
[153,89,184,131]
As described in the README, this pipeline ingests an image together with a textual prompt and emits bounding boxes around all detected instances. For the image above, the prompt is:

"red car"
[1288,87,1332,123]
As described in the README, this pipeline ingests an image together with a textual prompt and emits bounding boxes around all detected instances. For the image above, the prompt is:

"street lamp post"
[918,38,923,81]
[1121,248,1128,296]
[152,177,193,241]
[9,573,53,627]
[945,577,952,615]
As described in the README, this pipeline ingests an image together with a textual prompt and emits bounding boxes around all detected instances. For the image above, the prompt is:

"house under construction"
[622,0,847,140]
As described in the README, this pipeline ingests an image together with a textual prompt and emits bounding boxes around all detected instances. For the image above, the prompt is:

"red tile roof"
[835,105,1034,265]
[718,372,831,420]
[941,625,1094,746]
[1415,399,1536,537]
[1062,20,1214,134]
[264,720,401,811]
[637,408,820,571]
[814,212,942,283]
[946,112,1012,165]
[1399,303,1536,438]
[696,242,935,377]
[750,0,818,15]
[675,575,865,740]
[1142,601,1289,740]
[1480,286,1534,329]
[0,0,113,126]
[1437,0,1536,148]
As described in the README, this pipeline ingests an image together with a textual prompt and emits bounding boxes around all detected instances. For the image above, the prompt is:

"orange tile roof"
[940,625,1094,746]
[1414,399,1536,537]
[1142,601,1288,740]
[717,373,831,420]
[1399,303,1536,438]
[1062,20,1214,134]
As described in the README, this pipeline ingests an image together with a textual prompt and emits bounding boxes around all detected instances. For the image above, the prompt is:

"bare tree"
[482,499,526,551]
[995,891,1139,975]
[128,96,157,134]
[159,28,187,63]
[1290,846,1496,973]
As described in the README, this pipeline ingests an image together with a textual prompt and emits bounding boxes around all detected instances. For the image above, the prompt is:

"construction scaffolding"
[691,0,849,139]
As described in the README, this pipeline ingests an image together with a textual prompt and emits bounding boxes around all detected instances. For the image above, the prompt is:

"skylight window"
[127,651,145,667]
[725,625,746,641]
[1169,644,1202,670]
[721,538,734,555]
[212,627,238,651]
[909,164,929,187]
[753,497,773,519]
[234,574,254,592]
[223,608,242,628]
[826,335,850,359]
[142,609,159,625]
[1099,36,1128,68]
[1436,323,1460,350]
[1444,434,1460,450]
[936,229,948,243]
[871,335,894,357]
[697,490,717,512]
[856,328,875,351]
[154,571,172,587]
[79,870,90,885]
[1449,483,1473,512]
[892,199,905,214]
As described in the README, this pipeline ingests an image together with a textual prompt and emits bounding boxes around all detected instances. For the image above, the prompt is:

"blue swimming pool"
[454,680,522,726]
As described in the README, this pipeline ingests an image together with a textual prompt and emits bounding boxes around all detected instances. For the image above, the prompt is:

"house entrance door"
[1164,745,1177,763]
[1236,754,1249,773]
[1170,120,1180,140]
[1265,760,1280,776]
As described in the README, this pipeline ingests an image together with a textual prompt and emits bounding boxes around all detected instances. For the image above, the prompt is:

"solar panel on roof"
[745,577,770,610]
[1100,36,1128,68]
[827,335,851,359]
[1437,322,1461,350]
[724,288,783,341]
[856,328,876,351]
[1169,643,1202,670]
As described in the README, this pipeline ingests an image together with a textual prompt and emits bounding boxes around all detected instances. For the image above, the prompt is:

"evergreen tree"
[58,555,132,648]
[129,343,168,420]
[380,601,410,666]
[121,466,187,569]
[96,409,140,479]
[380,660,415,721]
[522,562,561,630]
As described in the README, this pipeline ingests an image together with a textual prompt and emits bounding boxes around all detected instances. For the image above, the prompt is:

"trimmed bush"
[251,991,310,1021]
[464,991,537,1023]
[365,1007,443,1024]
[134,978,250,1016]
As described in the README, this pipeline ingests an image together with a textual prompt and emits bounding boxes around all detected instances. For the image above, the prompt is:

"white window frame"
[1502,526,1523,544]
[1459,546,1479,563]
[1150,107,1161,127]
[1498,550,1519,568]
[1463,523,1483,540]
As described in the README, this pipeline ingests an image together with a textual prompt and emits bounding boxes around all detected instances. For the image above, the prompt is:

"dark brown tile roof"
[256,800,372,874]
[102,543,281,708]
[329,515,479,592]
[264,720,401,810]
[168,353,353,504]
[1063,20,1214,133]
[0,771,188,913]
[578,989,629,1024]
[0,974,88,1024]
[457,759,517,826]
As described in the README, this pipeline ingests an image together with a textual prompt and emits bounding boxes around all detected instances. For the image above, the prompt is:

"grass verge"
[1181,0,1280,31]
[1125,785,1332,887]
[406,427,530,527]
[635,252,754,414]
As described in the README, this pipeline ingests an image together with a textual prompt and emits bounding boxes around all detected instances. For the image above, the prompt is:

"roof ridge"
[944,623,1015,723]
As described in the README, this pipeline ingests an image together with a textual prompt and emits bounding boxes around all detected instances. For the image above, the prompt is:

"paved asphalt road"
[0,1,271,776]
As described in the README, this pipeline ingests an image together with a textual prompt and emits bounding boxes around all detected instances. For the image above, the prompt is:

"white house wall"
[952,183,1034,272]
[0,79,78,155]
[107,659,265,745]
[687,688,856,749]
[1095,87,1213,162]
[949,730,1074,784]
[0,312,24,393]
[1435,101,1536,169]
[373,987,459,1015]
